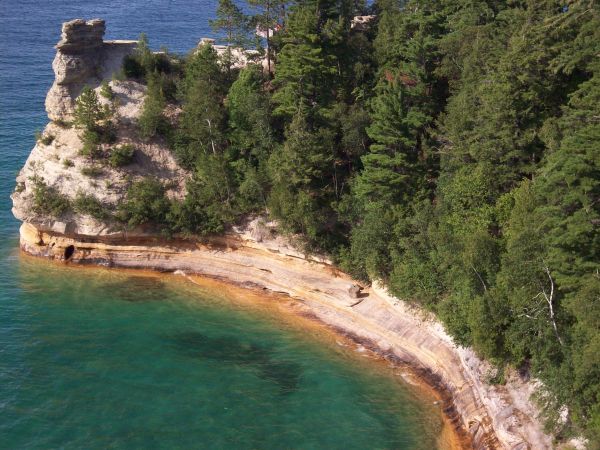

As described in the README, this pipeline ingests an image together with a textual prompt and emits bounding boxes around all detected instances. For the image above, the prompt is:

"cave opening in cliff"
[64,245,75,260]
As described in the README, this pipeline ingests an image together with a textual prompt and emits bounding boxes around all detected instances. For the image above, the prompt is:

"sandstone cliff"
[11,19,186,237]
[12,19,562,450]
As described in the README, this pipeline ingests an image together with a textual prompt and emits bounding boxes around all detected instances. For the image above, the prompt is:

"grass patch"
[80,165,103,177]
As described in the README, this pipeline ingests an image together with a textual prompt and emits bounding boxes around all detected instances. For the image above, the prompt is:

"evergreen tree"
[354,75,430,205]
[226,65,273,209]
[271,4,337,120]
[139,72,168,139]
[268,112,334,245]
[74,86,103,131]
[210,0,250,74]
[227,65,273,162]
[174,45,227,169]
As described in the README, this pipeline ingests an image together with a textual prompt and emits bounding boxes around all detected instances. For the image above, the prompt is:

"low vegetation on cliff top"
[54,0,600,443]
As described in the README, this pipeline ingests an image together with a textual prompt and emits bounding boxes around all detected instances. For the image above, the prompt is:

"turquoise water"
[1,261,442,449]
[0,1,443,448]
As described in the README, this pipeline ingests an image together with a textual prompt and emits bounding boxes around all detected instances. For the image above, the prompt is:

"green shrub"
[42,135,55,145]
[35,130,55,145]
[30,176,70,217]
[73,192,110,220]
[121,34,178,83]
[117,177,170,227]
[62,159,74,168]
[138,73,169,139]
[53,119,72,128]
[109,144,135,167]
[79,129,103,159]
[74,86,104,131]
[100,80,114,100]
[99,120,117,144]
[80,165,103,177]
[122,55,145,79]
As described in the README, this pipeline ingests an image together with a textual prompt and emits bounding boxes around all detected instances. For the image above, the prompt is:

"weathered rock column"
[45,19,136,121]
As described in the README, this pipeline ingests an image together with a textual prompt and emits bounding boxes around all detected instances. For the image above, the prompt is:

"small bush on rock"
[79,129,103,159]
[117,177,170,228]
[80,165,103,177]
[100,81,114,100]
[30,176,70,217]
[35,130,55,145]
[53,119,72,128]
[138,72,170,139]
[73,192,110,220]
[74,86,104,131]
[109,144,135,167]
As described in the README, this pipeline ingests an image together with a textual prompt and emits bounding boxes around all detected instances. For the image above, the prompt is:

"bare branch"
[543,266,563,346]
[471,264,487,292]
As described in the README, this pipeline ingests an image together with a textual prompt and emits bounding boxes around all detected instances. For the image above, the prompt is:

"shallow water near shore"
[1,255,445,449]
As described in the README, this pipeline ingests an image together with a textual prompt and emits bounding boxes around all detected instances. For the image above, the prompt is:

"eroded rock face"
[12,20,187,238]
[56,18,105,53]
[11,80,187,237]
[45,19,137,121]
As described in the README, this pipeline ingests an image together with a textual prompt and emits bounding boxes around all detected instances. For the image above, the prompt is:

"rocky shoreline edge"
[19,221,554,450]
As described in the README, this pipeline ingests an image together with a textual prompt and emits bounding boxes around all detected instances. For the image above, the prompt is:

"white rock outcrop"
[12,19,187,237]
[45,18,137,121]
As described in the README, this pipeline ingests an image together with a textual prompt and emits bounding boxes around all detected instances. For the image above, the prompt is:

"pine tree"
[210,0,250,74]
[137,33,155,76]
[354,75,430,205]
[226,66,273,209]
[180,43,226,99]
[533,60,600,438]
[139,72,167,139]
[271,4,337,120]
[74,86,103,131]
[267,111,334,244]
[227,65,273,161]
[174,45,227,169]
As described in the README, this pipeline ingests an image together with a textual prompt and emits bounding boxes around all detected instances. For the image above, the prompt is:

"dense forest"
[70,0,599,444]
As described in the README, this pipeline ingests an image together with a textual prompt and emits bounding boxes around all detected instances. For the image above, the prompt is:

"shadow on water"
[168,331,302,394]
[106,276,169,303]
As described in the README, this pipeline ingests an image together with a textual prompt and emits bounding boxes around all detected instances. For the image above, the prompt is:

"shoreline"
[18,221,554,450]
[18,251,464,449]
[181,274,467,450]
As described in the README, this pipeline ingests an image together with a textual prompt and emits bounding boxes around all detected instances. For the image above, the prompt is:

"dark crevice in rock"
[64,244,75,260]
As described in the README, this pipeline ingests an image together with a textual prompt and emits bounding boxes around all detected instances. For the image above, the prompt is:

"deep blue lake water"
[0,2,444,448]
